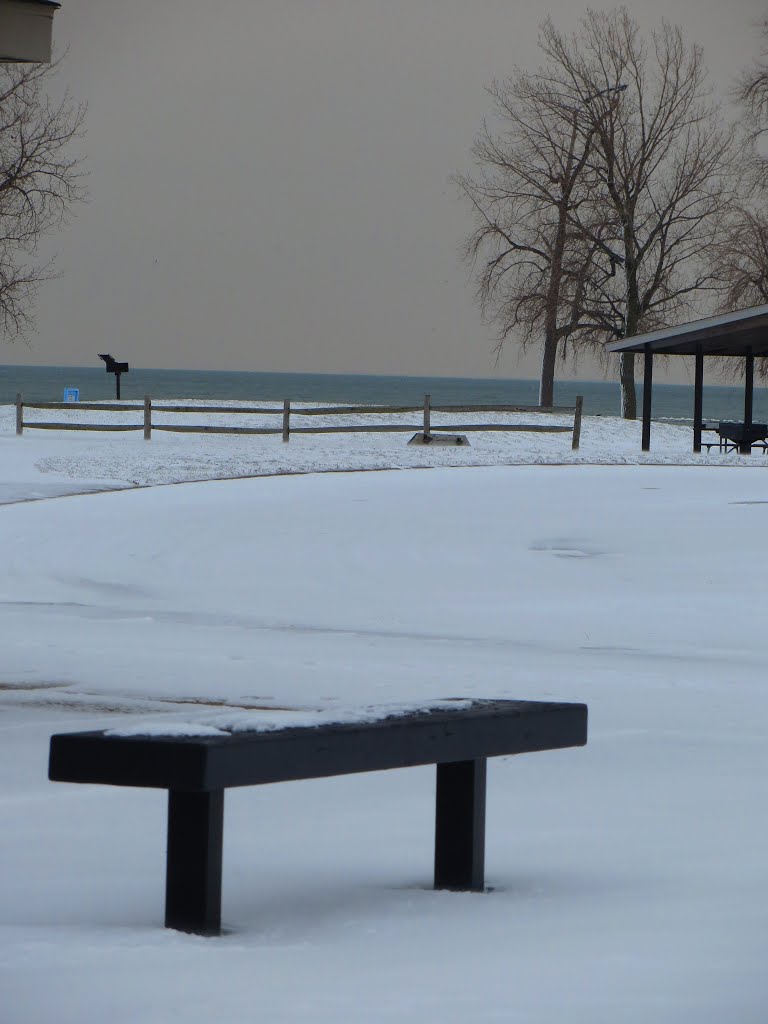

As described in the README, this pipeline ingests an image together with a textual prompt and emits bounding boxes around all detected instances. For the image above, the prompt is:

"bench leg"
[434,758,486,892]
[165,789,224,935]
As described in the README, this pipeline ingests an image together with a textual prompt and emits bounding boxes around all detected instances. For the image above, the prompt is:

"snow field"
[0,398,754,502]
[2,408,768,1021]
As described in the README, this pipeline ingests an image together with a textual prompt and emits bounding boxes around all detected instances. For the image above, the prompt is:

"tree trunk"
[621,259,640,419]
[538,165,574,409]
[538,332,558,406]
[619,352,637,419]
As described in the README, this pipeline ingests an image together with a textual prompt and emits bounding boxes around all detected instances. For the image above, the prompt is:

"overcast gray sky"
[2,0,765,382]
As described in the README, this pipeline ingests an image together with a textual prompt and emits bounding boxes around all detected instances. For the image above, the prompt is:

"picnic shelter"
[606,303,768,454]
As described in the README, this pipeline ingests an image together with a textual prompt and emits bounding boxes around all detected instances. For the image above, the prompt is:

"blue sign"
[63,387,80,403]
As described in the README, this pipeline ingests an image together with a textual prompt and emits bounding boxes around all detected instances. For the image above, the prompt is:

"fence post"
[15,393,23,435]
[423,394,431,439]
[571,395,583,450]
[282,400,290,442]
[144,396,152,440]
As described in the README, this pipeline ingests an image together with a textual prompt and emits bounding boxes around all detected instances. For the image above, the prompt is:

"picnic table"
[49,698,588,935]
[700,421,768,453]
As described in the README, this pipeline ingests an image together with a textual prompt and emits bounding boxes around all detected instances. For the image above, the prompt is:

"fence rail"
[14,393,583,449]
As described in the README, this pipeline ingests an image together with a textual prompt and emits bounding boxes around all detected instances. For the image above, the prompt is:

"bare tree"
[456,9,740,418]
[538,10,740,418]
[737,16,768,154]
[453,74,622,406]
[0,57,86,342]
[711,20,768,304]
[711,206,768,310]
[711,204,768,385]
[704,20,768,378]
[675,15,768,389]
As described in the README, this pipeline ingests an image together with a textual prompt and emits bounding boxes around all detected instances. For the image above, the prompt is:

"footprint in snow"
[529,539,604,559]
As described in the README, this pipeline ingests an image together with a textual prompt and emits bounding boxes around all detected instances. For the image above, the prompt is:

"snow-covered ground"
[2,403,768,1022]
[0,399,754,503]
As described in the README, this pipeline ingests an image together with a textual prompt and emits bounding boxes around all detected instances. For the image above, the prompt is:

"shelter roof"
[605,303,768,356]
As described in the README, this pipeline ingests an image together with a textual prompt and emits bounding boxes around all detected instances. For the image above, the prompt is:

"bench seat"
[49,698,587,935]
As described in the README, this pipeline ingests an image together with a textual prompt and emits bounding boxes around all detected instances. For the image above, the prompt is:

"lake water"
[2,364,767,423]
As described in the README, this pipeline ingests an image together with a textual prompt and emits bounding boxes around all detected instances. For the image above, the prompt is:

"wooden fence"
[14,393,584,449]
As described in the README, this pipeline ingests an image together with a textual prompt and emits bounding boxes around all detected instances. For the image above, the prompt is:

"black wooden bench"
[48,698,587,935]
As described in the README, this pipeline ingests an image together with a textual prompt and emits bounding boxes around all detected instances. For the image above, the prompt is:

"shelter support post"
[693,346,703,453]
[571,395,583,450]
[641,347,653,451]
[165,789,224,935]
[434,758,486,892]
[741,349,754,455]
